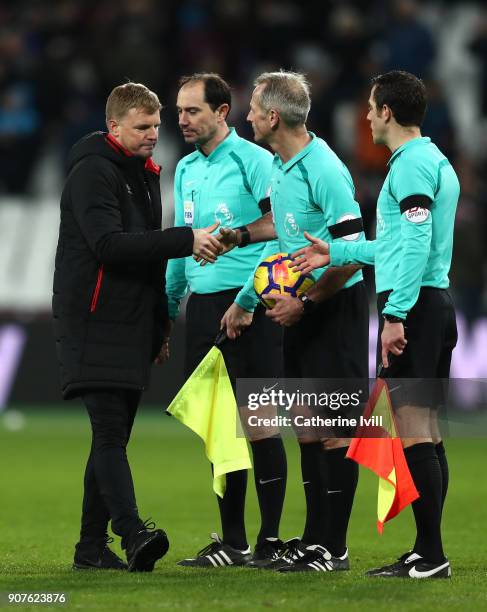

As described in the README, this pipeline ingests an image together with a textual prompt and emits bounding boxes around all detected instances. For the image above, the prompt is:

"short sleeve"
[314,164,364,241]
[390,156,436,202]
[247,148,273,204]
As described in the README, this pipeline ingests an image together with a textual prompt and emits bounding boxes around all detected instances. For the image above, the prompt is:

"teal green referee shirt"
[271,132,365,282]
[166,128,276,318]
[235,132,365,307]
[330,137,460,319]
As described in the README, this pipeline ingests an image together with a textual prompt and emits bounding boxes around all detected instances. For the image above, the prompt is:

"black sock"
[436,441,449,513]
[300,441,326,545]
[216,469,248,550]
[405,442,445,563]
[250,436,287,544]
[323,446,358,557]
[413,441,449,552]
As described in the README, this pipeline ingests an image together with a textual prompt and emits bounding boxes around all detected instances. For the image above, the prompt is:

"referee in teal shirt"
[293,71,459,579]
[216,71,370,573]
[166,74,286,568]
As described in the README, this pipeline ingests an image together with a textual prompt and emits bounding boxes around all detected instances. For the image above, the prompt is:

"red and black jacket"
[52,131,193,399]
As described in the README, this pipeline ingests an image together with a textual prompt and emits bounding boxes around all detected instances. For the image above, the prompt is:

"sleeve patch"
[399,194,432,214]
[404,207,430,223]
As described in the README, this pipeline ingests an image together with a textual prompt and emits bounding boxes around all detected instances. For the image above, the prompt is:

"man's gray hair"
[254,70,311,127]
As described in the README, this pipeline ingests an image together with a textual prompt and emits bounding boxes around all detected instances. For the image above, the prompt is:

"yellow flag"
[167,345,251,498]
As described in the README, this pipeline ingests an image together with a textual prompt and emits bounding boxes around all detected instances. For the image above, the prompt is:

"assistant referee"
[293,71,460,579]
[166,73,286,568]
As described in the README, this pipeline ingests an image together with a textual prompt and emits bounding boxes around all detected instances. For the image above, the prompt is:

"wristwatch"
[298,294,316,315]
[236,225,251,248]
[383,314,405,323]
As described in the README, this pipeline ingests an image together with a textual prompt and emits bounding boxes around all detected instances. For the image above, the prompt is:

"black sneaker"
[125,519,169,573]
[366,551,418,576]
[73,535,127,570]
[263,537,309,571]
[246,538,284,568]
[279,545,350,573]
[178,533,251,568]
[366,552,451,579]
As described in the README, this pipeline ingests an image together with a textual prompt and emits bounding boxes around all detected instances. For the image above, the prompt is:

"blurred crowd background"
[1,0,487,406]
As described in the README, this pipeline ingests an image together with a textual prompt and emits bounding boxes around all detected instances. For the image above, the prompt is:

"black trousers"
[80,389,143,542]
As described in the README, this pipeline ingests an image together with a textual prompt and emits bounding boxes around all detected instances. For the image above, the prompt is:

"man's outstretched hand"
[218,227,240,254]
[290,232,330,274]
[192,222,222,264]
[194,226,239,266]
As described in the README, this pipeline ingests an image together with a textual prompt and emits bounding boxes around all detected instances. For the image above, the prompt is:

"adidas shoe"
[246,538,284,568]
[366,552,451,579]
[279,545,350,573]
[178,533,251,568]
[73,535,127,570]
[262,537,309,571]
[125,519,169,572]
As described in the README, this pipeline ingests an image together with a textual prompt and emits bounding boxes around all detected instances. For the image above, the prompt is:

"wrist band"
[383,314,405,323]
[236,225,251,248]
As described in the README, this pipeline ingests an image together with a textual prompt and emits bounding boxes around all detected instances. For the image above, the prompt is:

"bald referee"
[292,71,459,579]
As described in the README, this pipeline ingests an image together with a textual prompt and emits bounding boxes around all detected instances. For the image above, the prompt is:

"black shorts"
[377,287,458,408]
[185,288,283,386]
[283,281,369,380]
[282,282,369,436]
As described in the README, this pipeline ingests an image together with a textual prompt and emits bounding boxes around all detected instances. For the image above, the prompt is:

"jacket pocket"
[90,265,104,312]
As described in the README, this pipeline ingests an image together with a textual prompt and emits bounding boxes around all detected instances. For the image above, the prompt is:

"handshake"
[192,223,331,272]
[191,223,245,265]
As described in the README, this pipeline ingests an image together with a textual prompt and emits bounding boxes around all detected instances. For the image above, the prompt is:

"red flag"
[347,378,419,533]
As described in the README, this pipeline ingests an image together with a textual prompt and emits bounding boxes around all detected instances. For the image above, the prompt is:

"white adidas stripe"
[206,555,218,567]
[308,560,333,572]
[219,550,233,565]
[212,553,225,566]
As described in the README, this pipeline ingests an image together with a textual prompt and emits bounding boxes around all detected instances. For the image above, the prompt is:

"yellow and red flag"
[346,378,419,533]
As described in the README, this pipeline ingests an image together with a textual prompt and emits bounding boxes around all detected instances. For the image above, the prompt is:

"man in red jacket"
[53,82,220,572]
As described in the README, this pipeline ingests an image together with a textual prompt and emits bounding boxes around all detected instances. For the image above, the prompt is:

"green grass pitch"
[1,407,486,611]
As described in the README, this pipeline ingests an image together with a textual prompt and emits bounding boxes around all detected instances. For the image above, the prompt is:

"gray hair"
[254,70,311,127]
